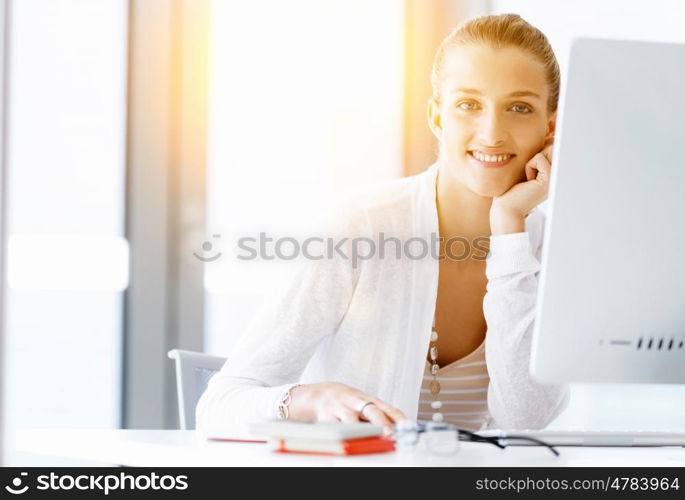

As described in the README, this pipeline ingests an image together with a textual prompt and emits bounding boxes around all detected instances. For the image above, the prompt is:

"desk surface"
[15,429,685,467]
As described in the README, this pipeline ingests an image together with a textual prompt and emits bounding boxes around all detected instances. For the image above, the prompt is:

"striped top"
[417,337,490,431]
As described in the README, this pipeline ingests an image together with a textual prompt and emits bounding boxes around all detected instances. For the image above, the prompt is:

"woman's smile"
[467,150,516,168]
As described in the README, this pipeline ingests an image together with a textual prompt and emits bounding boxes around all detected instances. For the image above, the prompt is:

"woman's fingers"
[367,397,407,424]
[359,403,394,435]
[538,150,552,186]
[338,398,395,436]
[361,396,408,435]
[337,406,361,424]
[524,160,538,182]
[318,410,339,423]
[328,386,406,435]
[525,150,552,185]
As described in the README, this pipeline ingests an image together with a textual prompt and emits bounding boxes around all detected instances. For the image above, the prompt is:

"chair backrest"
[167,349,227,430]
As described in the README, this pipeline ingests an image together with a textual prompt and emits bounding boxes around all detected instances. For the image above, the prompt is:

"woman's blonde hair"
[430,13,560,114]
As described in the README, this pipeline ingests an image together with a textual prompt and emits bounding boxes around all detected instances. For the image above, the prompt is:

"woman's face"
[429,43,556,198]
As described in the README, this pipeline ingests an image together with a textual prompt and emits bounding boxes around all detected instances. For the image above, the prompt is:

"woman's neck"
[435,161,493,245]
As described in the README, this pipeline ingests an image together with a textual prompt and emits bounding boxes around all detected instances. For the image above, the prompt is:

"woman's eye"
[512,104,532,114]
[456,102,532,113]
[457,101,477,110]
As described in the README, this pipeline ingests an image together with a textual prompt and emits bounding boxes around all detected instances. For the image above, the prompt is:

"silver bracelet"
[276,383,302,420]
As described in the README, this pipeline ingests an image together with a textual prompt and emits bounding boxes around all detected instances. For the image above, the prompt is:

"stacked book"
[249,420,396,456]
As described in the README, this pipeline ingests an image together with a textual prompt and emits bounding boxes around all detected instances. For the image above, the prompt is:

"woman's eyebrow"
[450,88,541,99]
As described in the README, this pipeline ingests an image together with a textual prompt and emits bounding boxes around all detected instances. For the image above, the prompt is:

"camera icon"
[5,472,29,494]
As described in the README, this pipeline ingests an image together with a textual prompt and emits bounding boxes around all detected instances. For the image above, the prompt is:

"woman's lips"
[467,151,515,168]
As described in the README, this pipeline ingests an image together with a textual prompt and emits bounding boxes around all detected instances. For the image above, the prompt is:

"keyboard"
[475,429,685,447]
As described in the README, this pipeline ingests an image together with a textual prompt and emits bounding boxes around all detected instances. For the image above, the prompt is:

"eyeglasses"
[391,420,560,457]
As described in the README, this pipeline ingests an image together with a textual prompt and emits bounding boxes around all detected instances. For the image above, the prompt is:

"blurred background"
[1,0,685,466]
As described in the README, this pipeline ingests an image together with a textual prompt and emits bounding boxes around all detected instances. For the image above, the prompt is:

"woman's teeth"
[470,151,514,162]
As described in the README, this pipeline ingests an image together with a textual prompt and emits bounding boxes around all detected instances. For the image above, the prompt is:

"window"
[204,0,404,355]
[2,0,128,465]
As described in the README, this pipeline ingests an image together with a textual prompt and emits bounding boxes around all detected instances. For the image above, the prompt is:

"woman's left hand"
[489,140,553,235]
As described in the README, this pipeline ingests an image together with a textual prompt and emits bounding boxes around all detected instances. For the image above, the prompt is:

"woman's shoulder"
[342,171,421,211]
[319,169,428,232]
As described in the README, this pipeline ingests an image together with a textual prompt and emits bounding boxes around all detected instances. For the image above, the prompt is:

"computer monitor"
[530,37,685,385]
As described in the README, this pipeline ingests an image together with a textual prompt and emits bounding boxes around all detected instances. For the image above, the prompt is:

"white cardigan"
[196,162,571,434]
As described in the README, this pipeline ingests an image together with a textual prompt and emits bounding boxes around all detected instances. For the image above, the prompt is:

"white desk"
[15,429,685,467]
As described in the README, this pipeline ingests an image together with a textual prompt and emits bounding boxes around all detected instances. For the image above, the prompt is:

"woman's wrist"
[282,383,315,421]
[276,383,304,420]
[489,203,525,235]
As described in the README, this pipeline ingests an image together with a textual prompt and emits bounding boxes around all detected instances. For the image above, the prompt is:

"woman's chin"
[459,165,521,198]
[466,179,513,198]
[442,162,520,198]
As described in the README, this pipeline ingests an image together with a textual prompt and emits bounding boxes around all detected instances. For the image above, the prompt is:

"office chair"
[167,349,227,430]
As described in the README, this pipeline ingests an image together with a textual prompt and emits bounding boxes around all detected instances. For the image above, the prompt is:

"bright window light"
[8,234,129,291]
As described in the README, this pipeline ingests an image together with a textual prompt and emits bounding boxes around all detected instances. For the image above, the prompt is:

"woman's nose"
[477,111,507,146]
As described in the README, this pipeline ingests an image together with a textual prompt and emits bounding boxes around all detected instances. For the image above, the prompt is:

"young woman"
[197,13,570,437]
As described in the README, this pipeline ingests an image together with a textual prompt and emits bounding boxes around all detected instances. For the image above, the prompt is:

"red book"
[274,435,396,456]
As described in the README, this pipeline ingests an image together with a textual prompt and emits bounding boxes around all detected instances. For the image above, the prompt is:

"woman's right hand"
[288,382,408,436]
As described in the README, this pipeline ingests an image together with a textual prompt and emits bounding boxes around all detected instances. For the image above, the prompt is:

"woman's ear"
[545,111,557,146]
[427,97,442,139]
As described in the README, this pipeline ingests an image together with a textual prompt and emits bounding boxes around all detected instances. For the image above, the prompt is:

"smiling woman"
[427,18,557,200]
[196,12,570,437]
